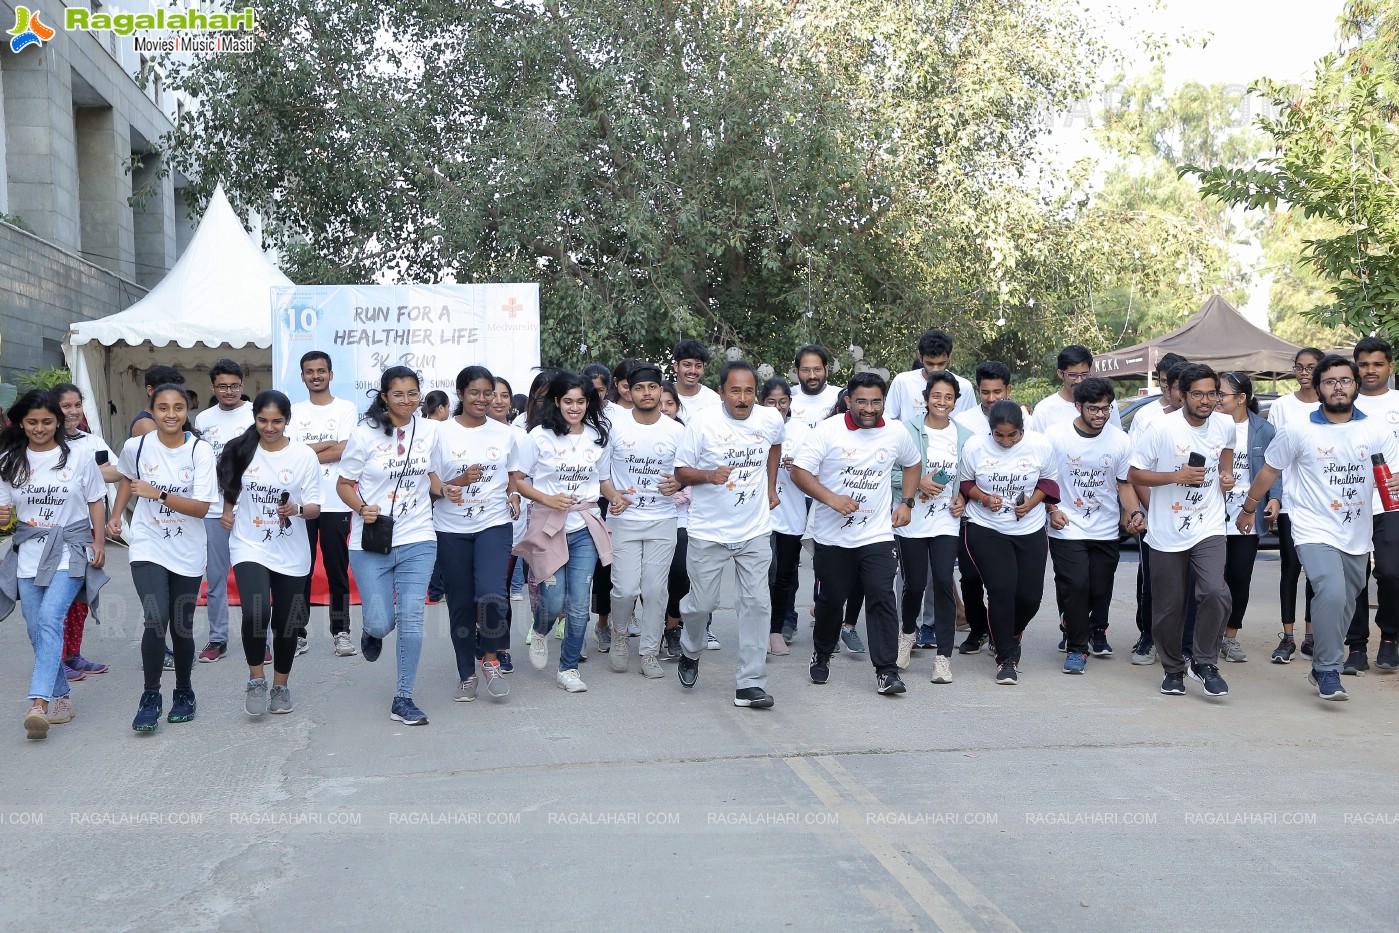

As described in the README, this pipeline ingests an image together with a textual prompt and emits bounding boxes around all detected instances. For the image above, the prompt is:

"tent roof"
[68,184,290,350]
[1092,296,1302,379]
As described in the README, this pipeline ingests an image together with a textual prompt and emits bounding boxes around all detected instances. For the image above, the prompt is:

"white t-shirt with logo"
[676,384,721,423]
[1129,396,1173,440]
[115,433,219,577]
[605,410,685,527]
[1044,421,1132,541]
[515,424,612,533]
[1265,412,1399,554]
[771,419,812,536]
[954,405,990,440]
[290,397,359,514]
[885,369,976,422]
[1268,392,1320,512]
[1130,410,1234,552]
[794,417,920,548]
[788,385,841,431]
[895,421,962,539]
[338,415,440,550]
[1030,390,1123,433]
[674,404,784,545]
[959,431,1057,535]
[1354,390,1399,513]
[1224,419,1252,536]
[227,442,323,576]
[0,448,106,578]
[195,402,254,519]
[431,417,518,534]
[65,432,115,472]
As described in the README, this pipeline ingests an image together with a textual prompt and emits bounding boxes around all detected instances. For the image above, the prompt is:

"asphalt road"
[1,546,1395,932]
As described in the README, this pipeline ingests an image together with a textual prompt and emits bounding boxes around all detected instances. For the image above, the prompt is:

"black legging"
[769,532,803,634]
[1223,534,1261,631]
[1276,513,1314,626]
[964,523,1048,665]
[234,561,310,676]
[897,535,958,656]
[132,561,201,692]
[666,527,690,620]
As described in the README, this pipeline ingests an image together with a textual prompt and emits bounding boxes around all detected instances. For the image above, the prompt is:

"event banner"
[270,284,541,407]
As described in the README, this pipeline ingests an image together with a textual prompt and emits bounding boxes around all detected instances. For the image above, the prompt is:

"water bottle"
[1373,454,1399,511]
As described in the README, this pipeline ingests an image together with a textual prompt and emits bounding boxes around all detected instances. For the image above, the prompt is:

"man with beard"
[788,345,842,430]
[791,372,922,695]
[1129,364,1236,699]
[1238,355,1399,701]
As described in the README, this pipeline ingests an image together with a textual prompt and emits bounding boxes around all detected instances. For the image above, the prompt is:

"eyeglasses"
[387,391,421,403]
[1188,390,1222,401]
[1063,371,1092,381]
[1082,404,1114,415]
[213,382,243,392]
[1320,377,1356,389]
[396,427,406,457]
[1294,364,1317,374]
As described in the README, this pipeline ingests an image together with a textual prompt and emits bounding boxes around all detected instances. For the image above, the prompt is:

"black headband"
[628,366,664,386]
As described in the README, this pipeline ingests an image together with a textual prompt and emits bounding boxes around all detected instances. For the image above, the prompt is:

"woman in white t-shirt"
[217,390,323,717]
[493,376,529,611]
[53,382,120,680]
[336,367,443,727]
[659,382,689,660]
[431,366,520,701]
[514,370,621,693]
[764,377,804,656]
[108,383,218,732]
[0,391,107,739]
[959,400,1060,685]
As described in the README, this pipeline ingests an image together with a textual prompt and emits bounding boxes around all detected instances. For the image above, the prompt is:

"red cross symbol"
[502,297,522,319]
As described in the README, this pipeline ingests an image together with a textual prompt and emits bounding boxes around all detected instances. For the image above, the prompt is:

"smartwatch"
[901,497,915,508]
[159,490,169,503]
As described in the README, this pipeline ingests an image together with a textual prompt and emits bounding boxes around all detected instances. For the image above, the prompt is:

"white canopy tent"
[64,185,290,444]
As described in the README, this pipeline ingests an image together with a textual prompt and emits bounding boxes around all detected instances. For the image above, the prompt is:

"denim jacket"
[1238,410,1283,536]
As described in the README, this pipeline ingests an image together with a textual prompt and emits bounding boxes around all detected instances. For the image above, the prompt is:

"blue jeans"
[349,540,436,699]
[532,528,597,671]
[19,574,84,701]
[437,523,511,680]
[510,557,526,595]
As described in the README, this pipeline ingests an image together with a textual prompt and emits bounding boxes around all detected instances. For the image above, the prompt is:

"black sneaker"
[1090,632,1113,657]
[662,627,683,661]
[994,662,1018,684]
[132,690,162,732]
[958,633,987,655]
[781,618,798,645]
[809,651,831,685]
[1188,661,1229,697]
[876,672,906,695]
[497,650,513,674]
[677,655,699,688]
[361,631,383,663]
[1160,672,1185,695]
[1300,635,1314,658]
[1376,640,1399,670]
[1057,621,1067,653]
[1271,634,1296,664]
[1343,649,1370,675]
[734,687,775,708]
[167,687,197,723]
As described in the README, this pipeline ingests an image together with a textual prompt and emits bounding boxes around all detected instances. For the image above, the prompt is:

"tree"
[160,0,1207,375]
[1185,0,1399,337]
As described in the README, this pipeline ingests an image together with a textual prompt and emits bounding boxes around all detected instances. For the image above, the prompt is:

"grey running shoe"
[245,678,269,716]
[640,654,664,679]
[455,676,478,702]
[481,661,509,698]
[1220,636,1247,663]
[596,625,612,653]
[268,685,293,714]
[609,628,629,672]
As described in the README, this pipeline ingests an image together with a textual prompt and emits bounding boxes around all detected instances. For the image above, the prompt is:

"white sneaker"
[529,631,549,671]
[333,632,358,657]
[510,591,524,602]
[556,668,588,693]
[706,627,721,650]
[295,636,310,657]
[628,618,641,636]
[931,655,953,684]
[640,654,664,679]
[896,631,915,670]
[609,629,630,672]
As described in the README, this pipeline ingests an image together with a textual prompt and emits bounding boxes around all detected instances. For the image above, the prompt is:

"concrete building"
[0,0,194,382]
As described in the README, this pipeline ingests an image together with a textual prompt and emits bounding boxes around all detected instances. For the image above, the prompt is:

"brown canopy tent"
[1092,296,1304,381]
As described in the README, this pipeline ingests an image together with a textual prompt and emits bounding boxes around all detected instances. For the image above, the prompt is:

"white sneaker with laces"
[897,631,915,670]
[931,655,953,684]
[529,631,549,671]
[333,632,358,657]
[556,669,588,693]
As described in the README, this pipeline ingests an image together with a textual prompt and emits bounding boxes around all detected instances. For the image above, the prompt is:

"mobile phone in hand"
[931,469,951,485]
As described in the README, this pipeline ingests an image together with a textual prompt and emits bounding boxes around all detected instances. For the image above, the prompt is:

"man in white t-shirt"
[788,345,842,430]
[289,350,362,658]
[1239,354,1399,701]
[885,328,976,422]
[791,372,921,695]
[604,365,684,678]
[671,338,721,423]
[1346,337,1399,672]
[194,359,254,661]
[1129,364,1236,699]
[1030,345,1124,433]
[1045,377,1144,674]
[672,361,783,709]
[1126,353,1189,444]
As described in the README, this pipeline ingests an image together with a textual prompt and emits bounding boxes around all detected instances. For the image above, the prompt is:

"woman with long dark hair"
[493,376,527,654]
[0,390,107,739]
[609,359,640,409]
[336,367,443,725]
[764,377,802,656]
[432,365,519,701]
[1217,372,1280,663]
[217,390,322,716]
[582,362,617,652]
[420,391,450,422]
[514,370,620,692]
[52,383,120,680]
[109,384,219,731]
[959,400,1059,685]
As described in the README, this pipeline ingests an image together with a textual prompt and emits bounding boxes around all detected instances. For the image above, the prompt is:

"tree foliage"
[161,0,1219,375]
[1185,0,1399,338]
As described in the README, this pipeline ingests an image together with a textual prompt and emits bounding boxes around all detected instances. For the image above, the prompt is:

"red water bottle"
[1373,454,1399,511]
